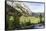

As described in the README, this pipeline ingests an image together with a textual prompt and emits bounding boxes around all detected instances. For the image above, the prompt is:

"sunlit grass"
[7,15,44,29]
[19,16,40,25]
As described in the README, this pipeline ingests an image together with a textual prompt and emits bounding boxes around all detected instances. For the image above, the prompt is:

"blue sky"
[7,0,44,13]
[24,2,44,13]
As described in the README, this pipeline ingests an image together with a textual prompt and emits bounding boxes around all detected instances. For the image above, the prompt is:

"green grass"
[7,15,44,29]
[19,16,40,25]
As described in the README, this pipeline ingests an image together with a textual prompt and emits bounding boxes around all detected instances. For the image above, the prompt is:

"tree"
[40,13,42,23]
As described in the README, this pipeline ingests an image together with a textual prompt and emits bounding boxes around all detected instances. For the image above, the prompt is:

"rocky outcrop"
[6,1,32,16]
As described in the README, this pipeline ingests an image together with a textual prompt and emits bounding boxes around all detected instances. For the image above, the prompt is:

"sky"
[7,0,44,13]
[24,2,44,13]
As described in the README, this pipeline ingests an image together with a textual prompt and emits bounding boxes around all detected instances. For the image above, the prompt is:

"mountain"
[32,12,44,17]
[6,1,32,16]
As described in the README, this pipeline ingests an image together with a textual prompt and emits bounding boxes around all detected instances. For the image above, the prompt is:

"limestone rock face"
[6,1,32,16]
